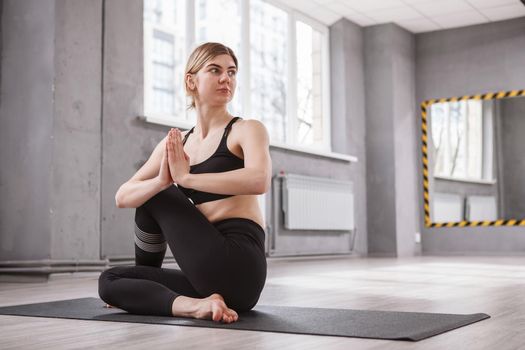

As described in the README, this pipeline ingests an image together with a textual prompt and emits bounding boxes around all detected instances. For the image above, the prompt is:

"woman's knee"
[227,292,261,312]
[134,205,161,233]
[97,267,122,303]
[143,185,184,211]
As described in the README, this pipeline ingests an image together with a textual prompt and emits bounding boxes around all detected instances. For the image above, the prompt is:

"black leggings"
[98,184,267,316]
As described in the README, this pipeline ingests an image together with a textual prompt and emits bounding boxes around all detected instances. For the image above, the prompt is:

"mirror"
[420,90,525,227]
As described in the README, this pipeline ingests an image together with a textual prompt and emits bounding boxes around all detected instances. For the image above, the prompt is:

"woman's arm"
[181,119,272,195]
[115,135,171,208]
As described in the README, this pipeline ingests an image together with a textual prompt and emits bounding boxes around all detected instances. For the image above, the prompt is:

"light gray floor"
[1,255,523,349]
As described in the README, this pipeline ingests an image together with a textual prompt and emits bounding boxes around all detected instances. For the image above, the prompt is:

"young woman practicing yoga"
[98,42,272,324]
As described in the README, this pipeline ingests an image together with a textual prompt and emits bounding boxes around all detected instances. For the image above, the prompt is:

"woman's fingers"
[175,129,182,158]
[178,130,185,159]
[173,129,179,158]
[168,130,174,158]
[168,129,179,159]
[167,128,187,164]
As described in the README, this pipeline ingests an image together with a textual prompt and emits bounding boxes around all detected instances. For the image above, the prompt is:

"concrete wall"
[0,0,103,263]
[0,0,2,106]
[101,0,165,261]
[0,0,56,260]
[329,18,368,255]
[364,23,420,257]
[416,17,525,254]
[51,0,102,260]
[499,97,525,220]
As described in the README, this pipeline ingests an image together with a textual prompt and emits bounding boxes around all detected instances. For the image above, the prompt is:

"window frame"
[143,0,332,152]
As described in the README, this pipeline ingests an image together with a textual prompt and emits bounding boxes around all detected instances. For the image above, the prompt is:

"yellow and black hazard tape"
[420,89,525,228]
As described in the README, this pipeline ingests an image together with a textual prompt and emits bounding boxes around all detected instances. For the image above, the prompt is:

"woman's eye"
[228,71,237,76]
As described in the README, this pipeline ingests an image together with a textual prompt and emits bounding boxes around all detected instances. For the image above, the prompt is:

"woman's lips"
[217,89,230,93]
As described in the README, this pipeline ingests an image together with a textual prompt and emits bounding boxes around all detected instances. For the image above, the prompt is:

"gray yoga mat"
[0,297,489,341]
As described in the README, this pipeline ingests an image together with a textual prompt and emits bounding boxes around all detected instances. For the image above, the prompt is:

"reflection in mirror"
[425,94,525,224]
[430,99,492,182]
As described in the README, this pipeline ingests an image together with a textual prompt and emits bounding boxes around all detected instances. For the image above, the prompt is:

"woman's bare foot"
[172,293,239,323]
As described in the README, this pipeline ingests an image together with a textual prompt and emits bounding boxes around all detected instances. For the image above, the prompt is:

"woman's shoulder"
[235,117,267,133]
[234,118,269,143]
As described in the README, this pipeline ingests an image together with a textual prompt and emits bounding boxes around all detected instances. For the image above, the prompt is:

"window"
[250,0,287,142]
[296,20,324,147]
[144,0,186,119]
[430,100,493,181]
[143,0,330,151]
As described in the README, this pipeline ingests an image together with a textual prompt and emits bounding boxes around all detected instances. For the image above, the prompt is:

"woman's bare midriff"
[179,123,265,229]
[196,194,265,228]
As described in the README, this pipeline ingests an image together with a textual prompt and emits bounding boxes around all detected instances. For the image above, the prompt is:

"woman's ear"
[186,74,195,90]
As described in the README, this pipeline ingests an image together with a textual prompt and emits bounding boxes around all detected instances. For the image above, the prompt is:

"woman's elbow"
[115,193,125,208]
[254,171,270,194]
[115,186,127,208]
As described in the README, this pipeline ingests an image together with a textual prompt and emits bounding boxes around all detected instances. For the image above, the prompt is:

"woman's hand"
[157,140,174,190]
[167,128,191,186]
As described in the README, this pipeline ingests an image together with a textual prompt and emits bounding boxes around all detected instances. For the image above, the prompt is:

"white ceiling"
[276,0,525,33]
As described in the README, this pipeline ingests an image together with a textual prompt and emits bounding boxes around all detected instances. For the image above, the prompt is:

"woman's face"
[188,54,237,107]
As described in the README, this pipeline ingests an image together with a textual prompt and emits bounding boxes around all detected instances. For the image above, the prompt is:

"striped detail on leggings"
[134,224,167,253]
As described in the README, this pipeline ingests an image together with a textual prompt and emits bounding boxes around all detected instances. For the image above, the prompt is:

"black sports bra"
[177,117,244,205]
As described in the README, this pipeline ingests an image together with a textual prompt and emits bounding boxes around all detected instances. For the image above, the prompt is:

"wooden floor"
[1,255,524,349]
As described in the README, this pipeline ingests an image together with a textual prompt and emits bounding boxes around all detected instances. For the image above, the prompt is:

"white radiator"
[466,195,497,221]
[281,174,354,230]
[432,192,464,222]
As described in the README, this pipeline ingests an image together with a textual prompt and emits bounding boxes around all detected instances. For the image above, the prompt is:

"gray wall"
[0,0,56,260]
[101,0,166,261]
[329,18,368,256]
[416,17,525,254]
[364,24,420,257]
[51,0,102,260]
[0,0,103,263]
[499,97,525,220]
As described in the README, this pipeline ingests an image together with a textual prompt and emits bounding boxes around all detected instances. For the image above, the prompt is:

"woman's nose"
[219,72,231,83]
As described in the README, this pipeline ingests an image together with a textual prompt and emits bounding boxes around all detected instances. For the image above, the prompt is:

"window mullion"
[143,22,152,117]
[186,0,195,56]
[322,28,331,152]
[185,0,196,122]
[464,102,469,178]
[241,0,251,118]
[287,10,297,145]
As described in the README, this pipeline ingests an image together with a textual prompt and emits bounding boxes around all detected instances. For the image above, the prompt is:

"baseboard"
[267,251,357,259]
[366,252,398,258]
[0,259,109,282]
[421,251,525,257]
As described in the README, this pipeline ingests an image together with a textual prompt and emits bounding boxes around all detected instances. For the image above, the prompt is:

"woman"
[98,42,272,324]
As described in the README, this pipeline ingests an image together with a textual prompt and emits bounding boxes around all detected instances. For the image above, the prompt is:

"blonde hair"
[184,42,238,110]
